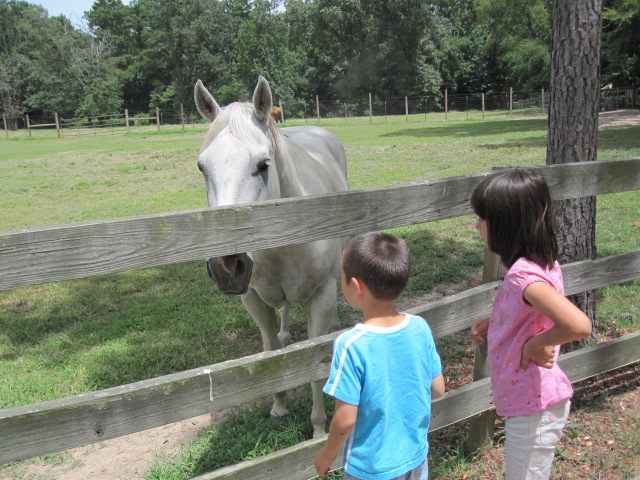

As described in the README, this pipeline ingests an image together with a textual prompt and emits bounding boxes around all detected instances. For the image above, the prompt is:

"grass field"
[1,114,639,479]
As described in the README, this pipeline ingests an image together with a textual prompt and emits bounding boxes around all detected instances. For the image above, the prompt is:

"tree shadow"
[381,119,548,139]
[0,262,261,396]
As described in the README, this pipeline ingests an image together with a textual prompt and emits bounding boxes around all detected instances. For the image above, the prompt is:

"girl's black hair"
[471,169,558,269]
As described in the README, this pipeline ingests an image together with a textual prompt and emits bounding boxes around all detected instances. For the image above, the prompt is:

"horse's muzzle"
[206,254,253,295]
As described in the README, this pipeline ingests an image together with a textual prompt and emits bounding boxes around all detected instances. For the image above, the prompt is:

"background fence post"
[542,88,545,114]
[445,89,448,122]
[26,115,31,137]
[54,113,61,138]
[405,96,408,122]
[279,101,285,123]
[316,95,320,124]
[482,93,485,119]
[466,246,506,454]
[2,114,8,139]
[125,109,130,133]
[180,104,185,131]
[509,87,513,116]
[369,92,372,123]
[156,107,160,131]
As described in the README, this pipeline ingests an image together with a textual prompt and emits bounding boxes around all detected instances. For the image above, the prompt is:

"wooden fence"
[1,158,639,479]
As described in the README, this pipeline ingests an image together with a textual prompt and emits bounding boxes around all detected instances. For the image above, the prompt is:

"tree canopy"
[0,0,637,120]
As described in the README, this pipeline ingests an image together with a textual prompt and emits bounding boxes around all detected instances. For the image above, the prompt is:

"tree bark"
[547,0,602,347]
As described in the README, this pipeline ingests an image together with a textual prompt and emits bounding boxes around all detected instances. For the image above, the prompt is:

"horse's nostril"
[235,259,245,277]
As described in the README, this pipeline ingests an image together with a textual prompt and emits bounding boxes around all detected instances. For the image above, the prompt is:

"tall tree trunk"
[547,0,602,348]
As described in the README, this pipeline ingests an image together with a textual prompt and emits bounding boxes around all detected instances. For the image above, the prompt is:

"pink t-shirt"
[488,257,573,417]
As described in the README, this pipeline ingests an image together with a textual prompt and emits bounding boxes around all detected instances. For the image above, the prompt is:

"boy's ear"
[350,277,367,297]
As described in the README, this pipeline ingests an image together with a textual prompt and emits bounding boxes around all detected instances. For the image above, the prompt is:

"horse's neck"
[273,138,306,198]
[273,135,347,199]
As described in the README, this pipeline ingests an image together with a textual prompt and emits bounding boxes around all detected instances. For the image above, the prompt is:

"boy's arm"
[521,281,592,370]
[314,399,358,477]
[431,373,445,400]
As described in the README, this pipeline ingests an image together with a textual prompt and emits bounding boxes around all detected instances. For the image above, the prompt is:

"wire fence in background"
[3,85,638,139]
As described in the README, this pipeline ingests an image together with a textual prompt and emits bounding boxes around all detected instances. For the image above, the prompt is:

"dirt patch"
[2,414,214,480]
[598,109,640,128]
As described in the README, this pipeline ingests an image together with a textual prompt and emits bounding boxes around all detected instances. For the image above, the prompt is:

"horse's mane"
[201,102,281,155]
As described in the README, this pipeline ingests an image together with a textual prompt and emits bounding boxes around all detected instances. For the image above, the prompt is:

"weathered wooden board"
[0,334,337,465]
[410,249,640,338]
[1,158,638,291]
[1,251,638,465]
[188,332,640,480]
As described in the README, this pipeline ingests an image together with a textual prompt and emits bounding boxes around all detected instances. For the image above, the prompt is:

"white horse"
[194,76,348,437]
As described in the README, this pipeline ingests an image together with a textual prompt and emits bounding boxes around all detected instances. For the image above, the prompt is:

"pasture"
[1,114,639,479]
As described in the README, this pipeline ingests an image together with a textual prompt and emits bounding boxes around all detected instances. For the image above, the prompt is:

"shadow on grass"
[381,119,547,140]
[399,227,484,294]
[0,261,261,394]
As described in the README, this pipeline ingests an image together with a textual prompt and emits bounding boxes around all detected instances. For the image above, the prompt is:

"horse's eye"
[256,159,270,173]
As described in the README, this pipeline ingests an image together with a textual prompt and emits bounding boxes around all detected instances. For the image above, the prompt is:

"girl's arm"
[521,281,592,370]
[314,399,357,477]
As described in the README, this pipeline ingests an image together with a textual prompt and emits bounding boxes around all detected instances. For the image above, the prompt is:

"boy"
[315,232,446,480]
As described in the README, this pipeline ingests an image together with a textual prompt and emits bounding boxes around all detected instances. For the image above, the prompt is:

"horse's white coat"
[194,76,348,436]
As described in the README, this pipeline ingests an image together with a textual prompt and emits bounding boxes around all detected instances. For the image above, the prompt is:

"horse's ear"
[252,75,273,122]
[194,80,221,122]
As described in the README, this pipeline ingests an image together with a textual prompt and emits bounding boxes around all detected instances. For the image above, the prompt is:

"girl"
[469,169,592,480]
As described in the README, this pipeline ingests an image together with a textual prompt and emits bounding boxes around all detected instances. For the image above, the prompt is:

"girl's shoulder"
[506,258,563,292]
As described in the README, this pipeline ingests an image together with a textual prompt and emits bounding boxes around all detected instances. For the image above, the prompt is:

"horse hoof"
[270,408,290,420]
[278,332,292,347]
[312,426,327,438]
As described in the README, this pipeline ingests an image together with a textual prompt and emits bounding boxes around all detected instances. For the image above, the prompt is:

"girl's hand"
[470,318,490,344]
[521,335,556,370]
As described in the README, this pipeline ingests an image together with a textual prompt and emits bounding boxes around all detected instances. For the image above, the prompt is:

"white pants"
[505,399,570,480]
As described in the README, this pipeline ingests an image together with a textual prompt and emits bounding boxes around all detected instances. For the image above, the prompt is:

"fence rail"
[4,86,638,139]
[1,158,639,477]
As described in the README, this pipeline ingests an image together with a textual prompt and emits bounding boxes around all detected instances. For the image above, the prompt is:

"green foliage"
[602,0,640,86]
[476,0,551,91]
[3,0,635,124]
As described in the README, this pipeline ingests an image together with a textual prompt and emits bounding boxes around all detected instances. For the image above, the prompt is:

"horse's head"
[194,76,280,295]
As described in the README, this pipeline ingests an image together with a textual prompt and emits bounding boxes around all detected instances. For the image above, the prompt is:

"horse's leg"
[278,303,292,347]
[241,288,290,419]
[306,278,339,438]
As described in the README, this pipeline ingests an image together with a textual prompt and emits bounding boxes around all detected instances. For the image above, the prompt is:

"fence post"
[445,89,448,122]
[279,101,285,123]
[156,107,160,131]
[405,96,408,122]
[466,248,505,454]
[541,88,545,114]
[180,104,185,131]
[54,113,61,138]
[369,92,372,123]
[316,95,320,124]
[466,96,469,120]
[482,93,485,119]
[125,109,130,133]
[2,113,8,139]
[509,87,513,116]
[26,115,32,137]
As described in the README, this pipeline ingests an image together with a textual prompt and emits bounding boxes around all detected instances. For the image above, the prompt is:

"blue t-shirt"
[323,314,442,480]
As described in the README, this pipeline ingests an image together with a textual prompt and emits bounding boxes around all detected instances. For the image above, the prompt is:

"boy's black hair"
[342,232,411,301]
[471,168,558,269]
